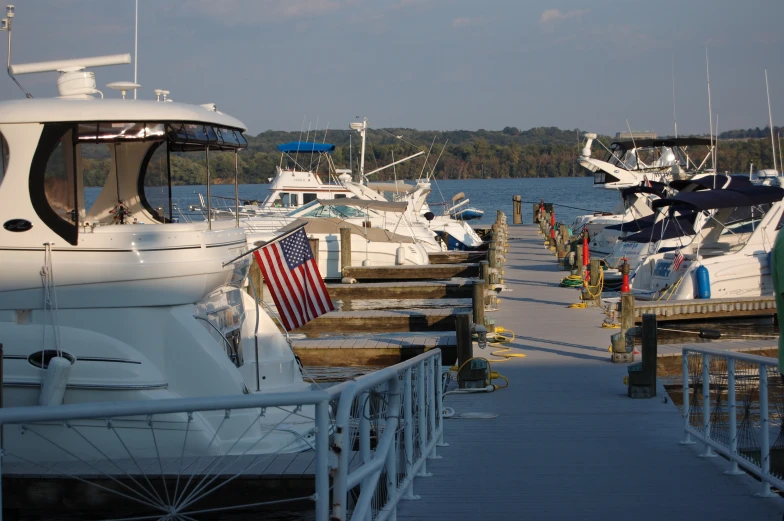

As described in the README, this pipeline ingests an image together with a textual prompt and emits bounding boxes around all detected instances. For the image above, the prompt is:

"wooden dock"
[342,263,479,281]
[326,279,474,299]
[396,224,784,521]
[628,296,777,322]
[292,308,472,335]
[292,333,457,366]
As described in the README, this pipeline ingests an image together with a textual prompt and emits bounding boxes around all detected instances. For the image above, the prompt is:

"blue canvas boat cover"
[620,213,697,243]
[652,185,784,211]
[276,141,336,153]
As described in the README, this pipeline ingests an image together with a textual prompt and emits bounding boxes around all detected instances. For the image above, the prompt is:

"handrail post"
[315,399,330,521]
[359,390,372,495]
[680,349,695,444]
[699,354,716,458]
[427,358,439,459]
[724,358,744,475]
[436,352,447,448]
[385,386,399,520]
[402,367,418,500]
[757,364,775,497]
[416,360,431,477]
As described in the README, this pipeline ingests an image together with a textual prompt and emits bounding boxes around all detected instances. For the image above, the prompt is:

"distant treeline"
[81,126,783,186]
[719,126,783,140]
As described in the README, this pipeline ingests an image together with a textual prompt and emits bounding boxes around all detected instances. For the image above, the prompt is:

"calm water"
[86,176,621,228]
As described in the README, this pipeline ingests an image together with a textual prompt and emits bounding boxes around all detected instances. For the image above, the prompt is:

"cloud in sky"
[538,8,589,25]
[181,0,344,25]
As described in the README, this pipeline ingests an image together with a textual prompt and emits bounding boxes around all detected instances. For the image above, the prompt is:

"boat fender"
[696,265,711,299]
[395,246,406,265]
[39,356,72,406]
[341,277,357,284]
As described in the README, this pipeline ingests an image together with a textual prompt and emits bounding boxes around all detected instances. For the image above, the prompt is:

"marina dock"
[396,224,784,521]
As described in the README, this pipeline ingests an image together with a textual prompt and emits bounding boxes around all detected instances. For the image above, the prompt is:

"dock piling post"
[513,196,522,224]
[455,313,473,375]
[612,294,635,363]
[472,280,486,327]
[627,314,657,397]
[308,237,319,265]
[589,259,601,304]
[340,228,352,276]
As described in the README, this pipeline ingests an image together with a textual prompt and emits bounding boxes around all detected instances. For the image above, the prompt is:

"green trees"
[77,127,784,186]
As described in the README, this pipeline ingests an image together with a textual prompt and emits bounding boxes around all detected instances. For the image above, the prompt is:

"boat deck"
[396,225,784,521]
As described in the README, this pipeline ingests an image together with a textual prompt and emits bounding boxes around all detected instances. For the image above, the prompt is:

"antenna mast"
[133,0,138,99]
[672,54,678,138]
[706,48,714,173]
[765,69,778,174]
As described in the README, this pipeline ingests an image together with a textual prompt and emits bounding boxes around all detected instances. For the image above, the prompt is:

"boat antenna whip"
[2,5,32,98]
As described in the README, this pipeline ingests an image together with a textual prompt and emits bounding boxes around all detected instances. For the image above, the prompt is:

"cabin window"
[29,124,79,245]
[303,193,317,204]
[335,194,347,199]
[138,142,172,223]
[281,193,299,207]
[0,131,8,186]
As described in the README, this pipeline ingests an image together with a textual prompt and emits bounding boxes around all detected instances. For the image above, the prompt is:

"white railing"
[0,348,445,520]
[329,349,445,521]
[681,346,784,496]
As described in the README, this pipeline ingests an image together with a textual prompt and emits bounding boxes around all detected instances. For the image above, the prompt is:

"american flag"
[672,249,684,271]
[643,175,652,188]
[253,226,333,331]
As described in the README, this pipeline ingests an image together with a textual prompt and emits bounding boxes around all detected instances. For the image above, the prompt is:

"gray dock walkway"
[397,225,784,521]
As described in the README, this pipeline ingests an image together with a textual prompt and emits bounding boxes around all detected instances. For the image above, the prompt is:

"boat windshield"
[606,145,684,172]
[303,204,367,219]
[31,120,248,245]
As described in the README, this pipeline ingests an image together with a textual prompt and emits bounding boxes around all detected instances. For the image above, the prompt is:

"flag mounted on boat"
[672,249,684,271]
[643,175,652,188]
[253,225,333,331]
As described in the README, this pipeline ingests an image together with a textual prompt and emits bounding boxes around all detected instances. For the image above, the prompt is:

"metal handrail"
[330,349,444,521]
[681,346,783,497]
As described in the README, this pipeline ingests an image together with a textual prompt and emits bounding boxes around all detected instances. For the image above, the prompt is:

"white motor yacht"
[629,184,784,300]
[0,53,315,461]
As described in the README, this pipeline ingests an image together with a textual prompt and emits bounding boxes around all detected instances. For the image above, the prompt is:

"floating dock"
[396,224,784,521]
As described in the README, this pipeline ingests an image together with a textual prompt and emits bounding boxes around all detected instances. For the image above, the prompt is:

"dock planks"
[396,225,784,521]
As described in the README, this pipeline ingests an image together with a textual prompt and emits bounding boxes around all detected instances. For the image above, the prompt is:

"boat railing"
[0,348,445,521]
[680,346,784,496]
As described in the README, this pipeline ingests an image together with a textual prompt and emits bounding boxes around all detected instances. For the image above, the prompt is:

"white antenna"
[714,113,719,174]
[706,48,714,173]
[779,134,783,177]
[672,54,678,138]
[625,119,639,169]
[765,69,778,174]
[133,0,138,99]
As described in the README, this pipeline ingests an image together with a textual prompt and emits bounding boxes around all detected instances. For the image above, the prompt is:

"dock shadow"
[511,335,609,362]
[501,295,575,307]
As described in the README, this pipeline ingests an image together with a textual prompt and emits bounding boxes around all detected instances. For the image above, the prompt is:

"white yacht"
[578,134,713,190]
[629,184,784,300]
[0,52,316,460]
[258,141,351,211]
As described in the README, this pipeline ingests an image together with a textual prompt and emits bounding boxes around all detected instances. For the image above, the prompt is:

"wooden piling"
[513,196,522,224]
[621,293,635,333]
[589,259,601,301]
[628,314,658,398]
[308,238,319,265]
[248,260,263,300]
[480,260,490,284]
[455,313,473,370]
[340,227,352,274]
[472,280,485,327]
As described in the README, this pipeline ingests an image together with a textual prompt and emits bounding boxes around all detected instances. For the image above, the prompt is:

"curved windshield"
[304,204,367,219]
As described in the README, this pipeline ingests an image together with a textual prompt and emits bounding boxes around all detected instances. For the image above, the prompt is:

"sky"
[1,0,782,137]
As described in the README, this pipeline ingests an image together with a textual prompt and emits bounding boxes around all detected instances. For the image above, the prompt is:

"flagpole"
[222,223,308,268]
